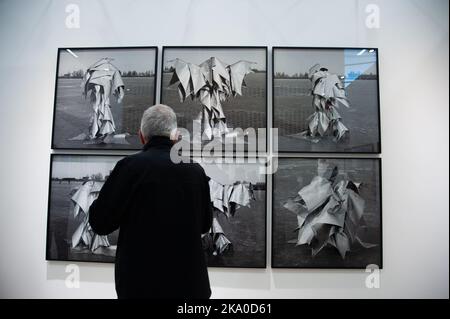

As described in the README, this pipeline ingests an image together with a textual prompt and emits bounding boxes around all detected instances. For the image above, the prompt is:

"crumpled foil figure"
[209,179,254,218]
[71,180,110,252]
[80,58,125,140]
[202,217,232,256]
[301,64,350,142]
[203,179,255,255]
[168,57,255,140]
[283,160,376,259]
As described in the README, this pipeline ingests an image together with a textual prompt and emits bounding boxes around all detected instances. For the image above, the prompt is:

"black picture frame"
[271,156,383,269]
[272,47,382,154]
[46,153,268,268]
[51,46,158,151]
[46,153,124,264]
[196,156,268,269]
[160,46,268,156]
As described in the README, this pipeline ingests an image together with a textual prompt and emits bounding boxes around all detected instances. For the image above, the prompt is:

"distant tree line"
[59,70,154,78]
[349,72,377,80]
[275,72,310,79]
[120,70,155,77]
[275,71,377,80]
[51,172,110,183]
[162,66,265,73]
[60,69,84,78]
[163,66,175,73]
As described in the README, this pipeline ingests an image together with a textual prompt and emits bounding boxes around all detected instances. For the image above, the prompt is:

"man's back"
[89,136,213,299]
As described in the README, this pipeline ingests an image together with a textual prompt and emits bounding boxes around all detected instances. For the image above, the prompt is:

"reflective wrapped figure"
[283,160,376,259]
[81,58,125,140]
[303,64,350,142]
[71,180,110,252]
[203,179,255,255]
[169,57,254,140]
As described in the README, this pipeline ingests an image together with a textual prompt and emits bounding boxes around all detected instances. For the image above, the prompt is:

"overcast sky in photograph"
[274,48,377,76]
[164,48,266,71]
[58,48,156,76]
[52,156,122,179]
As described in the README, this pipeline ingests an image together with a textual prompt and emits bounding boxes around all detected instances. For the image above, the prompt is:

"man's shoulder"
[173,158,206,176]
[119,152,206,177]
[114,152,148,171]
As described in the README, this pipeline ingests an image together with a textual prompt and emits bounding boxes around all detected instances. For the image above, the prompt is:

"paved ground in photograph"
[206,190,266,268]
[47,181,118,263]
[274,79,380,152]
[48,182,266,267]
[161,72,267,151]
[53,77,155,149]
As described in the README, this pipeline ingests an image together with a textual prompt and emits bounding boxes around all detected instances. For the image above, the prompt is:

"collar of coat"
[142,136,174,151]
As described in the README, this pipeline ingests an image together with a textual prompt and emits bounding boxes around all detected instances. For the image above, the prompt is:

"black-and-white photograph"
[46,154,123,263]
[161,47,267,152]
[51,47,157,150]
[272,157,382,268]
[273,47,381,153]
[198,158,267,268]
[47,155,267,267]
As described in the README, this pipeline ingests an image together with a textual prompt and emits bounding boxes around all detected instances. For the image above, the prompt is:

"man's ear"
[139,130,146,145]
[170,128,179,142]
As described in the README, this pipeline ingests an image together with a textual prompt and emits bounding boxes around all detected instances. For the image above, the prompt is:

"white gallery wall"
[0,0,448,298]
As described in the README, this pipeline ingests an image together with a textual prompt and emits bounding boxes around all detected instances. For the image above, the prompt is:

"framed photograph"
[272,157,382,268]
[161,46,267,153]
[46,154,123,263]
[198,157,267,268]
[273,47,381,153]
[51,46,158,150]
[47,154,267,268]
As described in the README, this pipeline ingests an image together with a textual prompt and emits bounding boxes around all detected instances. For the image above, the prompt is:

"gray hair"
[140,104,177,140]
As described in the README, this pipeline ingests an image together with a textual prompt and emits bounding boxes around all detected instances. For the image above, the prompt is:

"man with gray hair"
[139,104,178,143]
[89,104,213,299]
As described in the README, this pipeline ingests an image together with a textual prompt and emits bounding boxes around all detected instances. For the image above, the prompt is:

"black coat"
[89,136,213,299]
